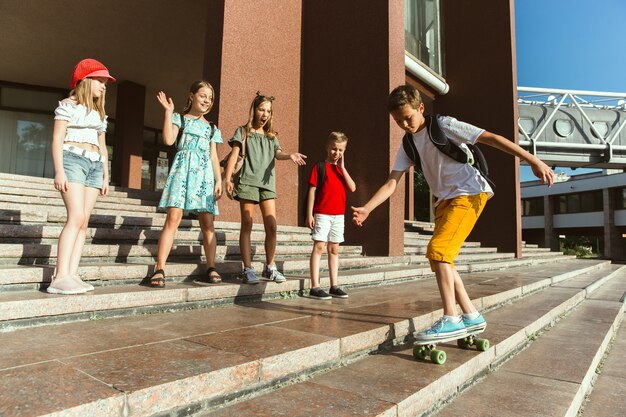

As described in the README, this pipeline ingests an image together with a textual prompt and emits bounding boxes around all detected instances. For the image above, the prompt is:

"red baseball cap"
[70,58,116,89]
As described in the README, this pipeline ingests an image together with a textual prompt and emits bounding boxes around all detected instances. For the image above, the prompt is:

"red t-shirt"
[308,162,347,215]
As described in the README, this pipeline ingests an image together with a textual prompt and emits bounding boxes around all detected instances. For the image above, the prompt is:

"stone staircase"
[3,173,622,416]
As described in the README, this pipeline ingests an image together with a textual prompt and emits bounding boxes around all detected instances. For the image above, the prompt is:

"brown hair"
[70,78,106,121]
[327,131,348,146]
[387,85,422,112]
[243,92,277,138]
[182,80,215,115]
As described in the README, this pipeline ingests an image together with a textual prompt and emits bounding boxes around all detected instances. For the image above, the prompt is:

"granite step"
[578,304,626,417]
[0,260,613,416]
[201,265,626,417]
[0,201,311,234]
[0,224,313,244]
[433,273,626,417]
[0,256,594,330]
[0,173,162,201]
[0,241,363,265]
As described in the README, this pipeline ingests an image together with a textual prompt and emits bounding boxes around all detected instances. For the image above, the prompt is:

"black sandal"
[193,267,222,285]
[147,269,165,288]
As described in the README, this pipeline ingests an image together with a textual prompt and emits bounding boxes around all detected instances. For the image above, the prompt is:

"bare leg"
[56,183,87,278]
[453,268,476,314]
[259,198,277,266]
[198,212,217,270]
[239,200,255,268]
[68,186,99,276]
[309,240,325,288]
[153,207,183,282]
[327,242,340,287]
[432,260,477,315]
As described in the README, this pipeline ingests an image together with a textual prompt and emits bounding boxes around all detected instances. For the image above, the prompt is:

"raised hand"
[156,91,174,113]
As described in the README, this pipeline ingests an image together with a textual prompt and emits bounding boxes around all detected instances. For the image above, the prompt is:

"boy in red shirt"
[306,132,357,299]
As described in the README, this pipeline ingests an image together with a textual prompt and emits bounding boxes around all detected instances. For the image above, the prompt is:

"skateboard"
[412,329,489,365]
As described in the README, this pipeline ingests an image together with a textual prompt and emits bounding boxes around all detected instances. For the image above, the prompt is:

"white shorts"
[311,214,345,243]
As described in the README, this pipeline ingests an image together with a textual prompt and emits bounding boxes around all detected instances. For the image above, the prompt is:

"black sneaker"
[309,287,332,300]
[329,286,348,298]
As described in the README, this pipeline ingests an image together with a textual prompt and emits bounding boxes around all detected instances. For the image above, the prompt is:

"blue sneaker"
[462,313,487,333]
[416,316,467,342]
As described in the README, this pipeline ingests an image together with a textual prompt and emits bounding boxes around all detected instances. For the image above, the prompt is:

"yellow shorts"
[426,193,489,270]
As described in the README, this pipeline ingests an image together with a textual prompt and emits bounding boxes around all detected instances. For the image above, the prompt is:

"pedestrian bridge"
[517,87,626,168]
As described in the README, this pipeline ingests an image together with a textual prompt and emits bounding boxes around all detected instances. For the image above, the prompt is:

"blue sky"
[515,0,626,181]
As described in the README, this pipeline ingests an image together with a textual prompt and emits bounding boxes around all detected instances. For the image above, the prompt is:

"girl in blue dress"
[149,81,223,287]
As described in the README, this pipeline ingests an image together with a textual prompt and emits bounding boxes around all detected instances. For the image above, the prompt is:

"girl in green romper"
[223,92,307,284]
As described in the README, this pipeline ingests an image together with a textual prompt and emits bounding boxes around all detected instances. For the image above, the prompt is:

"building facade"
[0,0,522,256]
[522,171,626,260]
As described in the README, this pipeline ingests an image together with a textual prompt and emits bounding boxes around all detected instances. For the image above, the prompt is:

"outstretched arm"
[275,149,307,165]
[351,170,405,226]
[477,131,554,187]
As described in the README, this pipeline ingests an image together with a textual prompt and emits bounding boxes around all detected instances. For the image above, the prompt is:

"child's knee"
[312,241,325,254]
[327,243,339,256]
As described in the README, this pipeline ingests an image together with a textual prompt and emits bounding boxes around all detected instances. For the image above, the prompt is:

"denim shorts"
[63,150,104,189]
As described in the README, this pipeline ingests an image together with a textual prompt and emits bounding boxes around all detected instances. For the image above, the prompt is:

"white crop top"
[54,99,107,148]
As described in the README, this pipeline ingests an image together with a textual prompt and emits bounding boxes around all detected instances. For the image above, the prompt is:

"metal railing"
[517,87,626,167]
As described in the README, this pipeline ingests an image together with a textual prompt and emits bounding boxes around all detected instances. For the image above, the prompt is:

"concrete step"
[405,246,498,255]
[0,260,614,416]
[201,265,626,417]
[434,274,626,417]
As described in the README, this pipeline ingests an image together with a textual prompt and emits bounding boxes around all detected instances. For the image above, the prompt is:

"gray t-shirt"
[229,127,282,192]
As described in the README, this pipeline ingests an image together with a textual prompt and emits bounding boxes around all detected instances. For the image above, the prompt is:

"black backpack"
[402,115,494,188]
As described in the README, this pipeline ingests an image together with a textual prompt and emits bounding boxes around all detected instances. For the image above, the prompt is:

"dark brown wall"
[299,0,406,256]
[436,0,521,256]
[113,81,145,188]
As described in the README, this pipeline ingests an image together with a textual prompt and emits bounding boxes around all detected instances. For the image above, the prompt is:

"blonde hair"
[70,78,106,120]
[387,85,423,112]
[182,80,215,115]
[243,92,277,138]
[327,131,348,146]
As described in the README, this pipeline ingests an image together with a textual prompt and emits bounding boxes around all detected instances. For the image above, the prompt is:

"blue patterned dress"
[158,113,222,214]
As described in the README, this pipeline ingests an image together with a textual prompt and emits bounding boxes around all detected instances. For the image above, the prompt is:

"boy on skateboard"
[352,85,554,342]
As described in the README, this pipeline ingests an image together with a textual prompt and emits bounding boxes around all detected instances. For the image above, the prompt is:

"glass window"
[554,119,573,137]
[567,194,580,213]
[522,197,544,216]
[555,195,567,214]
[1,87,62,112]
[405,0,442,75]
[0,110,55,178]
[580,191,601,212]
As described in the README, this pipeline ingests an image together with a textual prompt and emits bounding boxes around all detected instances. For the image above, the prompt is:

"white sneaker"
[241,267,260,284]
[47,276,88,295]
[73,275,94,292]
[262,264,286,283]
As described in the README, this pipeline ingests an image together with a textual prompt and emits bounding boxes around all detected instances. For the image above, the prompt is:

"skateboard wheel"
[431,349,446,365]
[413,345,428,360]
[457,337,472,349]
[475,338,490,351]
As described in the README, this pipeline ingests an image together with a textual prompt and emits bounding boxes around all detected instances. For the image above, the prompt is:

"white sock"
[463,311,480,320]
[444,315,461,323]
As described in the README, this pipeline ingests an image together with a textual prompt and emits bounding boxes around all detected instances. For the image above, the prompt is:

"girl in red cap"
[148,81,223,287]
[47,58,115,295]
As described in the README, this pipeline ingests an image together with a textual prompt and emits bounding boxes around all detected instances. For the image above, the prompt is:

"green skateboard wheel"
[457,337,472,349]
[431,349,446,365]
[475,338,490,351]
[413,345,428,360]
